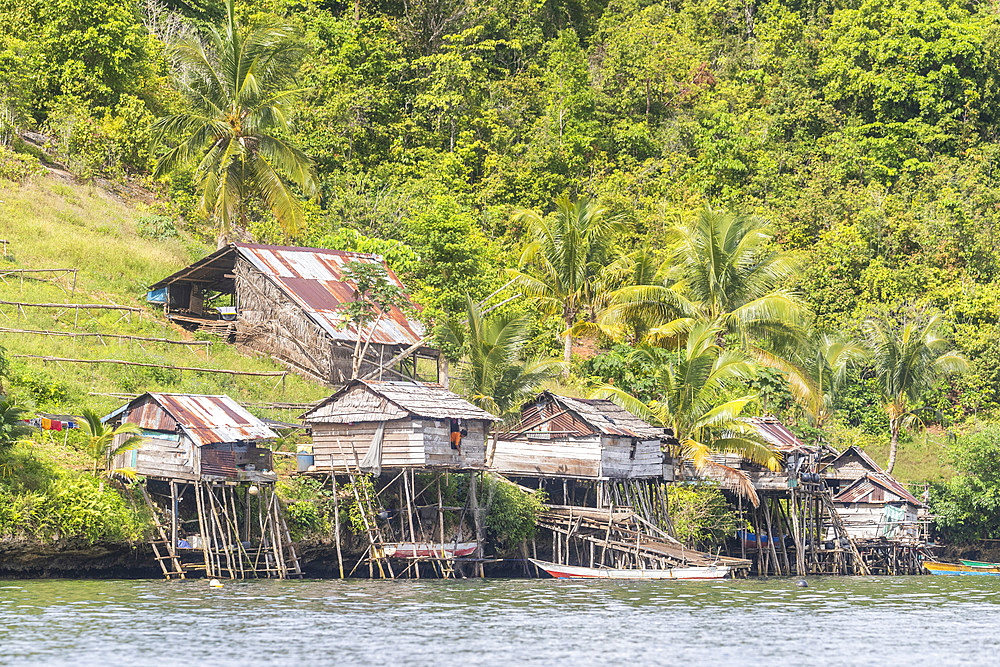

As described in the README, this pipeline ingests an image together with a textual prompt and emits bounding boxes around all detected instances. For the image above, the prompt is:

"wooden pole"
[331,465,344,579]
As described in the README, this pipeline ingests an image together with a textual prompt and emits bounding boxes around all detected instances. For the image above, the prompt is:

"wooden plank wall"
[311,418,425,469]
[131,433,198,481]
[418,418,488,468]
[491,436,603,478]
[600,436,664,478]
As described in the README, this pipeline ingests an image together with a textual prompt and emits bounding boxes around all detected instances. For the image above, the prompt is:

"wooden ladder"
[820,490,870,576]
[139,484,186,580]
[277,510,304,578]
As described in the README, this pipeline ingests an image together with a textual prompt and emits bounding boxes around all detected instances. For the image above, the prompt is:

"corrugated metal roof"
[834,473,922,506]
[150,243,425,347]
[502,392,669,440]
[827,445,883,473]
[120,393,278,446]
[744,416,813,452]
[236,244,424,347]
[303,380,500,423]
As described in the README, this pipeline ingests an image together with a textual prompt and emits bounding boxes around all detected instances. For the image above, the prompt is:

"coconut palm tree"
[592,321,781,504]
[0,394,31,454]
[863,308,968,473]
[443,294,563,418]
[768,332,867,429]
[599,207,806,353]
[80,408,144,491]
[508,195,624,372]
[153,0,316,244]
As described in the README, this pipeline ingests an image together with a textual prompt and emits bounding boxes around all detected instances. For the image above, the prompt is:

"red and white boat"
[384,542,478,559]
[529,558,731,580]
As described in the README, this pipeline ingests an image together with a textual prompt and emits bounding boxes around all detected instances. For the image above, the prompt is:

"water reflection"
[2,577,1000,665]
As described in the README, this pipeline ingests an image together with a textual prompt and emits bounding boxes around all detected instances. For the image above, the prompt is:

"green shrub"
[667,485,746,549]
[931,424,1000,543]
[0,446,149,544]
[0,145,44,183]
[8,363,70,406]
[136,215,179,240]
[484,476,547,549]
[286,500,330,540]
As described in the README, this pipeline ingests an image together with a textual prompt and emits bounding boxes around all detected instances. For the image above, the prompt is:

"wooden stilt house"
[147,243,442,384]
[103,393,301,580]
[491,392,676,480]
[106,392,279,482]
[302,380,500,472]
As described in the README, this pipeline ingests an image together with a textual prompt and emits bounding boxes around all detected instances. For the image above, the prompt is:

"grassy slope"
[0,174,328,473]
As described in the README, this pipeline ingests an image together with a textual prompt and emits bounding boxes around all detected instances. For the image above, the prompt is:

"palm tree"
[443,294,563,418]
[863,308,968,473]
[508,195,624,371]
[592,322,781,504]
[600,207,806,352]
[773,333,867,429]
[0,395,31,454]
[80,409,144,491]
[153,0,316,243]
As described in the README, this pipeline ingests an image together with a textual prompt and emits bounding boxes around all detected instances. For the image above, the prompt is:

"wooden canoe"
[924,561,1000,576]
[383,542,478,559]
[529,558,731,580]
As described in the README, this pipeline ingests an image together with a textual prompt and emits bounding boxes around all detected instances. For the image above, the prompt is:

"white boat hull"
[529,558,731,580]
[384,542,478,559]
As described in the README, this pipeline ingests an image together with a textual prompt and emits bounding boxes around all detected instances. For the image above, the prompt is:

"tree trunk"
[886,417,900,474]
[562,329,573,376]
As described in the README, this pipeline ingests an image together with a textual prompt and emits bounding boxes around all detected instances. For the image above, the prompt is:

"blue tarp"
[146,287,167,304]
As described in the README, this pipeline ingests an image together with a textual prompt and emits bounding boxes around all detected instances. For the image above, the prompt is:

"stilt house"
[301,380,500,472]
[832,473,923,540]
[105,392,279,482]
[491,392,676,480]
[147,243,441,384]
[821,445,883,494]
[820,445,923,540]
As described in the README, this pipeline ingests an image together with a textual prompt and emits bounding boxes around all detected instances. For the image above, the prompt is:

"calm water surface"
[1,576,998,665]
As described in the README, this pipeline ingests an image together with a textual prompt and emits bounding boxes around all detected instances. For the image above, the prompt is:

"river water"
[1,576,998,665]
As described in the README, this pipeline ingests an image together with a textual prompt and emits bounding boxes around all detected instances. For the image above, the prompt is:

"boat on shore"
[383,542,478,559]
[529,558,731,580]
[924,561,1000,576]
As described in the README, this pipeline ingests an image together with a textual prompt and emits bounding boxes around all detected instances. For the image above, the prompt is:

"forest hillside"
[3,0,1000,542]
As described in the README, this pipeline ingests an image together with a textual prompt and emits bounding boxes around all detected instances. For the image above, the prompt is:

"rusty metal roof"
[501,392,669,440]
[826,445,883,473]
[150,243,425,347]
[834,473,922,506]
[744,416,814,453]
[302,380,500,423]
[118,393,278,446]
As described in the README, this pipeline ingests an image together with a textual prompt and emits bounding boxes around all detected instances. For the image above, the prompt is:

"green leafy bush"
[484,476,547,549]
[0,447,148,543]
[0,145,44,183]
[931,425,1000,542]
[136,215,179,241]
[285,500,330,540]
[667,485,746,549]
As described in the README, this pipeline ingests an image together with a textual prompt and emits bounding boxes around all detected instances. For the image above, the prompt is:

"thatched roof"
[301,380,500,424]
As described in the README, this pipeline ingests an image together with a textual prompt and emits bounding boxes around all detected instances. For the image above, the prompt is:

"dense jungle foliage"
[3,0,1000,544]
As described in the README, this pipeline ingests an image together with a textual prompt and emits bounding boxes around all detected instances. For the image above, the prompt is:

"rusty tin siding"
[133,393,278,446]
[236,244,425,347]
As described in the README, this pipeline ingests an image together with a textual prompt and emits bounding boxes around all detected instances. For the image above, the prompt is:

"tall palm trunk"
[887,415,901,474]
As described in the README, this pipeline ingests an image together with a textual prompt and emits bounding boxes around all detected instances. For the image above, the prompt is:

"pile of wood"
[536,505,751,571]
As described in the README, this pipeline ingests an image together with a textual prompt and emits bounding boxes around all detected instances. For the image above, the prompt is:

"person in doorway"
[450,420,467,454]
